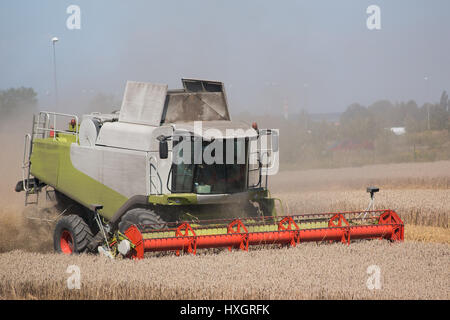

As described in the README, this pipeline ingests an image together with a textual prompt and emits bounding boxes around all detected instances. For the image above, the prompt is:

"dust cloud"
[0,113,54,253]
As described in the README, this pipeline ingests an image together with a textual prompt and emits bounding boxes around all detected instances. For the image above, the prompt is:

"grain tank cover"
[162,79,230,123]
[118,81,168,126]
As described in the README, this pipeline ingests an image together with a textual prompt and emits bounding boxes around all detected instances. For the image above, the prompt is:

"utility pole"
[52,37,59,112]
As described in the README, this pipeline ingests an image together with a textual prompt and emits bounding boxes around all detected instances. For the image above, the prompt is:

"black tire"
[118,208,166,233]
[54,191,99,234]
[54,214,94,254]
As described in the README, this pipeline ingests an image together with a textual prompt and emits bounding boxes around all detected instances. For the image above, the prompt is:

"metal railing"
[149,155,163,195]
[34,111,79,143]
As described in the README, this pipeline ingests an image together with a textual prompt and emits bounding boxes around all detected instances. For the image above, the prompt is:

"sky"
[1,0,449,115]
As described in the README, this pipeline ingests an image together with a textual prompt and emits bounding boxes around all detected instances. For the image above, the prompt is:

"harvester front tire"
[54,215,94,255]
[118,208,166,233]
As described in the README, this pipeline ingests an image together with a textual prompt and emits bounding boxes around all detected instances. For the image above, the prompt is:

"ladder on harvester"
[22,113,49,205]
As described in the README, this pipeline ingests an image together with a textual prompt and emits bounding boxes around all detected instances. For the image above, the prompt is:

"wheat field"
[270,161,450,192]
[0,161,449,299]
[270,161,450,231]
[0,241,449,300]
[276,189,449,228]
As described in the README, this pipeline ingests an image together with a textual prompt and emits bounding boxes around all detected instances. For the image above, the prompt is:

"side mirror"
[159,140,168,159]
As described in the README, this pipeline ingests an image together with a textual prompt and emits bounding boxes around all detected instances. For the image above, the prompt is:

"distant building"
[390,127,406,135]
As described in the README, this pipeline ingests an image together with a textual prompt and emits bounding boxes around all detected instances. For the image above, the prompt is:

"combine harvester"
[15,79,404,259]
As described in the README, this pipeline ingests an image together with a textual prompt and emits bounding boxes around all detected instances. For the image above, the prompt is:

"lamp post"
[51,37,59,112]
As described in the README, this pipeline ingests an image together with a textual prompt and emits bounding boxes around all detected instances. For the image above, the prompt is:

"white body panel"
[171,121,257,140]
[70,144,149,198]
[96,122,164,151]
[119,81,168,126]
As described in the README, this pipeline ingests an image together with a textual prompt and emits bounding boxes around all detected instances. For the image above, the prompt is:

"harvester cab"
[15,79,403,259]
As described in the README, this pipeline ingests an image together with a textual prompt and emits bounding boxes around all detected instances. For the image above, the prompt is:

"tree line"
[339,91,449,140]
[0,87,37,121]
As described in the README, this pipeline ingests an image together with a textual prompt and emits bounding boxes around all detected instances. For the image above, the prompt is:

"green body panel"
[147,190,272,207]
[30,135,127,220]
[29,138,61,186]
[148,193,198,205]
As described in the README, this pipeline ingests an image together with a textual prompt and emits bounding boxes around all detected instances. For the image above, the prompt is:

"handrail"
[35,111,79,144]
[22,134,32,192]
[148,155,163,195]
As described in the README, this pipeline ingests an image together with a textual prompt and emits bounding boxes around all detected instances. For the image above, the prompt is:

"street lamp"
[51,37,59,112]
